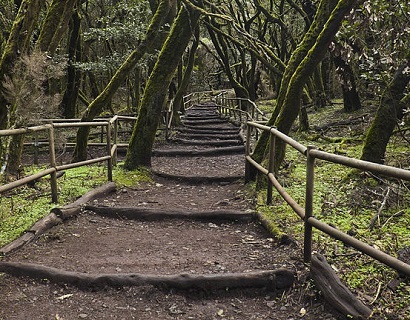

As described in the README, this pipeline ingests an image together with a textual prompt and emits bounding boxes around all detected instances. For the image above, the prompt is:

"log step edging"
[0,182,116,256]
[151,171,243,184]
[176,133,241,140]
[152,146,244,157]
[85,206,255,221]
[182,125,240,131]
[171,138,242,147]
[0,261,295,291]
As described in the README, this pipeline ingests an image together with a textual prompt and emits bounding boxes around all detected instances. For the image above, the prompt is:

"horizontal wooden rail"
[310,149,410,181]
[0,118,122,203]
[0,168,56,193]
[242,120,410,277]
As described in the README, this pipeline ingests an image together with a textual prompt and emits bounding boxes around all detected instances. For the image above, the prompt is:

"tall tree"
[0,0,42,130]
[124,3,201,169]
[361,62,410,164]
[173,25,200,118]
[72,0,176,162]
[36,0,78,55]
[252,0,358,173]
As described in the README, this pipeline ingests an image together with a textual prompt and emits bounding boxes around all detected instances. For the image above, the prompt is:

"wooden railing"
[190,91,410,276]
[244,122,410,276]
[0,115,137,203]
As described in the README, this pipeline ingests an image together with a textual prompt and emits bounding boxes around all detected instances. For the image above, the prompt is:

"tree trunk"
[124,4,201,169]
[252,0,358,174]
[0,0,41,169]
[61,10,82,119]
[207,23,249,101]
[361,63,410,164]
[173,25,200,120]
[251,0,339,170]
[36,0,77,54]
[332,42,361,112]
[0,0,41,129]
[71,0,175,162]
[4,133,24,175]
[273,0,357,171]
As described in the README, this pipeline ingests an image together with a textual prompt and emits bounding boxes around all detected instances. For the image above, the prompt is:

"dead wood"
[310,253,372,319]
[0,233,36,256]
[0,261,295,291]
[51,182,116,219]
[152,146,244,157]
[313,114,370,132]
[0,212,63,255]
[172,138,242,147]
[28,212,63,236]
[151,171,243,183]
[85,206,254,221]
[1,183,116,255]
[369,187,390,230]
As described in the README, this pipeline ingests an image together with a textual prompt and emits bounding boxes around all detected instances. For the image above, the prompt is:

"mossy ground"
[0,164,151,248]
[254,99,410,318]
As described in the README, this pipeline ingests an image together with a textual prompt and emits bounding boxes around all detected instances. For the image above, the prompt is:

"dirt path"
[0,104,337,319]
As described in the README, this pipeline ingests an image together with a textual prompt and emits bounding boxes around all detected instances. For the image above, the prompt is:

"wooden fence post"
[48,125,58,203]
[113,117,118,166]
[304,145,316,262]
[244,124,252,183]
[267,130,276,205]
[33,133,39,165]
[106,123,113,182]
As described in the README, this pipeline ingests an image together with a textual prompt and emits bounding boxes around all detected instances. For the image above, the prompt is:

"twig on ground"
[369,187,390,230]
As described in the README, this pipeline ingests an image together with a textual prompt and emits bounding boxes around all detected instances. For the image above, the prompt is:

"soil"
[0,105,339,320]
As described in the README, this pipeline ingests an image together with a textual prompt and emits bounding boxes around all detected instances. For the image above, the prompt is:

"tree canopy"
[0,0,408,171]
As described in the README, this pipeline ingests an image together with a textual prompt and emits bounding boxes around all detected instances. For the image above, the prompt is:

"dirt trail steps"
[0,103,338,319]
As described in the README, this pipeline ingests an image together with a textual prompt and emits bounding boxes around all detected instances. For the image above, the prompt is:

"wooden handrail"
[0,116,135,203]
[244,121,410,276]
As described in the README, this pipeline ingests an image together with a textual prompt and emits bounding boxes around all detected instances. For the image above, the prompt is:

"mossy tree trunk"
[272,0,358,171]
[61,10,82,119]
[361,63,410,164]
[0,0,41,130]
[250,0,358,177]
[0,0,41,169]
[72,0,175,162]
[36,0,78,55]
[173,25,200,121]
[206,22,249,100]
[123,4,201,169]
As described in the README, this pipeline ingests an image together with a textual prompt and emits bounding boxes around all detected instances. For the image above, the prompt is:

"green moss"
[253,104,410,310]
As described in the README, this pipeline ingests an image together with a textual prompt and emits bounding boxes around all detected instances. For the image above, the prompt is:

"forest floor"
[0,104,341,320]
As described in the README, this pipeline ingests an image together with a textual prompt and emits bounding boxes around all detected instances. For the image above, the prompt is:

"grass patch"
[0,163,151,248]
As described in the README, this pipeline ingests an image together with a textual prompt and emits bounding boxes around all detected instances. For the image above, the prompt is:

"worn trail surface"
[0,104,336,319]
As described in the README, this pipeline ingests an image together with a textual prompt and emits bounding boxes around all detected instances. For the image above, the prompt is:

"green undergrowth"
[0,164,151,249]
[254,101,410,318]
